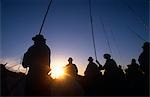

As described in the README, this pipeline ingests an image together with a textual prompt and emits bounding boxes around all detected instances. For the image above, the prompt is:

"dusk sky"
[1,0,149,75]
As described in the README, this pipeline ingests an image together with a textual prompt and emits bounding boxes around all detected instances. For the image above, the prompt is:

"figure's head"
[142,42,150,50]
[103,54,111,59]
[131,58,136,64]
[32,34,46,44]
[88,57,93,62]
[68,57,73,63]
[119,65,122,69]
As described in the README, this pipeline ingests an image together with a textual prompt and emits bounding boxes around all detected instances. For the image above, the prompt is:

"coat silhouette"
[125,58,145,95]
[84,57,101,95]
[138,42,150,95]
[84,57,100,79]
[22,34,51,96]
[65,57,78,77]
[102,54,121,95]
[103,54,118,77]
[138,42,150,74]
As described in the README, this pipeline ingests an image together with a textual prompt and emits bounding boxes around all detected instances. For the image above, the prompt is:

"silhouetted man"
[138,42,150,96]
[102,54,120,95]
[127,59,140,69]
[84,57,100,79]
[126,59,141,81]
[103,54,118,75]
[51,57,84,96]
[125,58,144,95]
[138,42,150,74]
[22,34,51,75]
[65,57,78,76]
[84,57,101,95]
[22,34,51,95]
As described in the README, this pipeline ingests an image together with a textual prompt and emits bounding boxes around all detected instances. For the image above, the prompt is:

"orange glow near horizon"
[50,65,65,79]
[49,57,67,79]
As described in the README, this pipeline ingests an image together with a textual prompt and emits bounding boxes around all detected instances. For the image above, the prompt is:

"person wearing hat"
[22,34,51,95]
[103,54,118,73]
[22,34,51,74]
[84,57,100,79]
[65,57,78,76]
[84,57,102,95]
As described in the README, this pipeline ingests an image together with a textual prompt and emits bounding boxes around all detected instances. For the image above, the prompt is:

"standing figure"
[65,57,78,77]
[22,34,51,96]
[84,57,101,95]
[84,57,100,79]
[51,57,84,96]
[102,54,120,95]
[103,54,118,76]
[126,59,141,82]
[138,42,150,75]
[138,42,150,96]
[125,59,145,95]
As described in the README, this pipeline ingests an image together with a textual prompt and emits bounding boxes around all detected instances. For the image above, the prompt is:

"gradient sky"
[1,0,149,75]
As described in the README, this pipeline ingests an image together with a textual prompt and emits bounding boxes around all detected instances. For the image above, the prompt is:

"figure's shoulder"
[72,64,77,67]
[89,62,98,68]
[72,64,76,66]
[45,44,50,48]
[42,44,51,51]
[110,59,116,63]
[66,64,70,67]
[27,45,36,51]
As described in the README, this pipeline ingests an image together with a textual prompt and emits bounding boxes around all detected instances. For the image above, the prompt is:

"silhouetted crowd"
[1,34,149,96]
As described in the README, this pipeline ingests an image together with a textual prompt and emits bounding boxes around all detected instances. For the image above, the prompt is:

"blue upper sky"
[1,0,149,75]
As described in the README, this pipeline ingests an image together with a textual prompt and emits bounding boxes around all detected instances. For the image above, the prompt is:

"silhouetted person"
[138,42,150,96]
[126,59,141,82]
[84,57,100,79]
[22,34,51,96]
[102,54,120,95]
[51,58,84,96]
[84,57,101,95]
[22,34,51,74]
[103,54,118,76]
[125,58,144,95]
[127,59,140,70]
[65,57,78,77]
[138,42,150,75]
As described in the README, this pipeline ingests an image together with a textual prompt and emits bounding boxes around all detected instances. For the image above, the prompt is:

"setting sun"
[50,66,65,79]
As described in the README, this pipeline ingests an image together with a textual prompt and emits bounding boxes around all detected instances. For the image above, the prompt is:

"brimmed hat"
[104,54,111,58]
[32,34,46,42]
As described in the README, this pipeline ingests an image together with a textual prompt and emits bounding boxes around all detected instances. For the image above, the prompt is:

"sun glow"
[50,66,65,79]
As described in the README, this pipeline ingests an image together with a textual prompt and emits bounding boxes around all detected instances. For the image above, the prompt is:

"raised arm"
[96,60,103,70]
